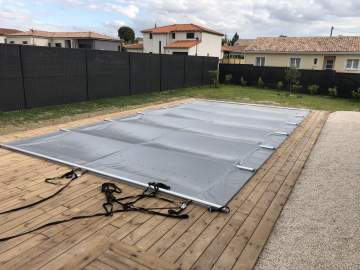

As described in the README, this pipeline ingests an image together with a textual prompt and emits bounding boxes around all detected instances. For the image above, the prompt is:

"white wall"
[0,36,6,43]
[196,32,222,58]
[94,40,121,51]
[245,53,360,73]
[6,36,49,46]
[143,31,221,57]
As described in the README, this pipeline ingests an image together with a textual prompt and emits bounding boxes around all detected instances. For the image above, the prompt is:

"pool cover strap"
[0,168,84,216]
[0,172,189,242]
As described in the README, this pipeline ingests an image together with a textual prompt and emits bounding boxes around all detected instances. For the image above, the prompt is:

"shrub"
[257,77,265,88]
[328,86,338,97]
[284,67,301,92]
[292,82,303,93]
[240,76,247,86]
[208,70,219,88]
[308,84,319,95]
[224,74,232,84]
[352,88,360,101]
[276,81,284,90]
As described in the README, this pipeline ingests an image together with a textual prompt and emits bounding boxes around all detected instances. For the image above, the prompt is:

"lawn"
[1,85,359,135]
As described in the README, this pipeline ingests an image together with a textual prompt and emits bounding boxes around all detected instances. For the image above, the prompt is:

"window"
[22,41,28,45]
[65,40,71,48]
[186,32,195,39]
[325,59,334,70]
[4,38,7,44]
[255,57,265,66]
[9,41,14,44]
[346,59,359,70]
[314,58,318,65]
[289,57,301,68]
[172,33,176,39]
[55,43,62,48]
[149,33,153,39]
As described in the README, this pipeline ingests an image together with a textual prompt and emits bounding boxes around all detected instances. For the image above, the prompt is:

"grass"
[1,84,360,135]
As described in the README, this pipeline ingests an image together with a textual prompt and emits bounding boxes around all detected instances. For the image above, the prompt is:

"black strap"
[0,168,84,216]
[0,180,189,242]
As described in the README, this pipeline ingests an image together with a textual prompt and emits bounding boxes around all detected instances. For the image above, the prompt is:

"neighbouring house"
[6,30,121,51]
[140,23,223,57]
[221,39,255,64]
[122,42,143,53]
[0,28,22,43]
[244,36,360,73]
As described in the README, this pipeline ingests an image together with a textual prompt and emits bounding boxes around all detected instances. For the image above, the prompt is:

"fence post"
[128,53,132,95]
[18,45,28,109]
[159,54,162,91]
[201,57,205,85]
[183,55,186,88]
[84,49,89,100]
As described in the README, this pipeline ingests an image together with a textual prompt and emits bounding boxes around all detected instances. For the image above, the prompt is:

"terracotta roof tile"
[164,40,201,49]
[245,36,360,53]
[123,43,143,49]
[0,28,22,35]
[142,23,223,36]
[7,30,118,41]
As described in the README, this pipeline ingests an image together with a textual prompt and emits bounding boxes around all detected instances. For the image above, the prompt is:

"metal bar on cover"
[235,164,255,172]
[0,143,224,210]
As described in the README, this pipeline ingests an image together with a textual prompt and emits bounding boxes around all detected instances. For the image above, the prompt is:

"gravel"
[254,111,360,270]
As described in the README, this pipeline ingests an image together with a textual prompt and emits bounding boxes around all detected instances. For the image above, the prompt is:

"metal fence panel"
[21,46,87,108]
[130,53,161,94]
[161,54,185,90]
[0,45,25,111]
[87,50,130,99]
[184,56,203,87]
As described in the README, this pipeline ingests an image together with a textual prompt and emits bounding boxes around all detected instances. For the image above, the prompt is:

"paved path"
[255,111,360,270]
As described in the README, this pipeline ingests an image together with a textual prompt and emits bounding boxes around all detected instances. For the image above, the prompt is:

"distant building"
[6,30,121,51]
[0,28,22,43]
[221,39,255,64]
[244,36,360,73]
[140,23,223,57]
[123,43,143,53]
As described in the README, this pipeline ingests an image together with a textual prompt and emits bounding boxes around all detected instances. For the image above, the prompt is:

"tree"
[222,34,230,45]
[118,26,135,43]
[230,32,239,45]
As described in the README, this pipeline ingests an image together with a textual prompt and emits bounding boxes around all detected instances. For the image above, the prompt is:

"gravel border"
[255,111,360,270]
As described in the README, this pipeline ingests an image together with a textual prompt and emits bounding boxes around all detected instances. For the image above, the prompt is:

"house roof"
[0,28,22,35]
[164,40,201,49]
[123,43,143,49]
[222,45,249,53]
[7,30,119,41]
[245,36,360,53]
[142,23,223,36]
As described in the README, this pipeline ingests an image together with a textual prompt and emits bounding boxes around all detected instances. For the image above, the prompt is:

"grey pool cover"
[2,100,309,209]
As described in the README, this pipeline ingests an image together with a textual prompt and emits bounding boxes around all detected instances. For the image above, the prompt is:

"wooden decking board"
[0,101,327,270]
[174,113,320,269]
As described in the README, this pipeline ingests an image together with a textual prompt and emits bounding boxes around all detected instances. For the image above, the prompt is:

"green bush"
[308,84,319,95]
[208,70,219,88]
[292,82,303,93]
[352,88,360,101]
[284,67,301,92]
[257,77,265,88]
[224,74,232,84]
[328,86,338,97]
[276,81,284,90]
[240,76,247,86]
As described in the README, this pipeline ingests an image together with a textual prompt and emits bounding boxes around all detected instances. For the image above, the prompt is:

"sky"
[1,0,360,38]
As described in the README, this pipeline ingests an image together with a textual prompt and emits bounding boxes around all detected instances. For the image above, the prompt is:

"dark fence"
[220,64,360,98]
[0,44,218,111]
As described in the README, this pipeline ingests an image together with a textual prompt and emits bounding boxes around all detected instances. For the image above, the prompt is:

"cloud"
[1,0,360,38]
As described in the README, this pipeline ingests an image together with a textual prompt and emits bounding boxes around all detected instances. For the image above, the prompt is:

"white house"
[0,28,22,43]
[6,30,121,51]
[140,23,223,57]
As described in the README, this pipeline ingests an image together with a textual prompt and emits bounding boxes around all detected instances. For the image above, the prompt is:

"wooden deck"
[0,100,328,270]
